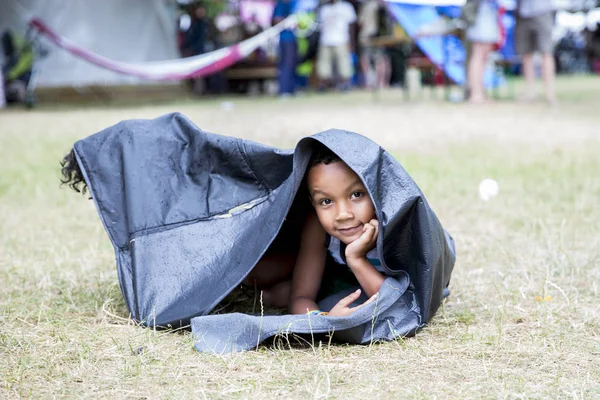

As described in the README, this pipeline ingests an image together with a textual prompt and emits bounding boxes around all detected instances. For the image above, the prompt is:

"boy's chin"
[333,233,362,246]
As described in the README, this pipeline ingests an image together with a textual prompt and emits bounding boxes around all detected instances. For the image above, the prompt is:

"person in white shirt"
[317,0,357,89]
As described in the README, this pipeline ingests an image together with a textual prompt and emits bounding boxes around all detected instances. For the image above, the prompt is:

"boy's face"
[307,161,376,245]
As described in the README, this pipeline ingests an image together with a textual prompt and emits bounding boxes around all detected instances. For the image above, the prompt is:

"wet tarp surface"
[73,113,455,352]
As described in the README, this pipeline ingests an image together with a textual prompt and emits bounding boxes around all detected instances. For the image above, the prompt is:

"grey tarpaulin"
[72,112,455,350]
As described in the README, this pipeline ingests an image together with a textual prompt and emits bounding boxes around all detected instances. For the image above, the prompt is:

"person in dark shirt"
[181,5,208,57]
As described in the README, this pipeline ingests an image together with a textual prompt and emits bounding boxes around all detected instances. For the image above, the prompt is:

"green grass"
[1,76,600,398]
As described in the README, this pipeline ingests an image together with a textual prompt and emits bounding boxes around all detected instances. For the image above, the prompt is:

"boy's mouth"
[337,224,362,236]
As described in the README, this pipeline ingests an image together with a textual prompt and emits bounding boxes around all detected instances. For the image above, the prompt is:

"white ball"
[479,178,499,201]
[220,101,235,111]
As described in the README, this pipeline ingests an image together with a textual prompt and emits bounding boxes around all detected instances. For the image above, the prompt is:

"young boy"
[245,143,381,316]
[290,144,381,316]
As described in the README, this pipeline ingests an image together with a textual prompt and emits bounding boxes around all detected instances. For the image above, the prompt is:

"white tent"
[0,0,179,87]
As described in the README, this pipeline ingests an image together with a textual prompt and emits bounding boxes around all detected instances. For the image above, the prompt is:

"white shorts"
[317,44,354,80]
[466,1,500,44]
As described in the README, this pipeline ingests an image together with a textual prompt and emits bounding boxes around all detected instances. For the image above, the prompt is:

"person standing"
[358,0,390,90]
[515,0,556,104]
[317,0,357,90]
[465,0,502,104]
[181,5,208,57]
[273,0,298,96]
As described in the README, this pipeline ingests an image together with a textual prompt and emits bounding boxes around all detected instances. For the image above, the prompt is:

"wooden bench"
[224,66,278,80]
[223,61,278,94]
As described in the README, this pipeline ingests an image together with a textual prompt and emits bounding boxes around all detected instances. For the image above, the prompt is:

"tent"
[70,113,456,352]
[0,0,179,87]
[2,0,294,85]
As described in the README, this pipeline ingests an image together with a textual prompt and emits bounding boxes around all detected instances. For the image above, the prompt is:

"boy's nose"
[335,203,354,221]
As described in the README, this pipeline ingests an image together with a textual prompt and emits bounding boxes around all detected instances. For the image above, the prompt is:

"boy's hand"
[345,219,379,261]
[328,289,378,317]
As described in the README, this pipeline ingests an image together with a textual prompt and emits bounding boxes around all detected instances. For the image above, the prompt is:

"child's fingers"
[346,223,378,259]
[350,293,378,311]
[351,225,375,252]
[362,293,378,306]
[364,223,376,242]
[336,289,362,308]
[356,224,373,244]
[369,220,379,238]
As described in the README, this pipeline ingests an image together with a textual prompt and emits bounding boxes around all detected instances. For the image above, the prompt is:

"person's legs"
[541,52,556,103]
[278,40,297,95]
[261,280,292,308]
[0,70,5,108]
[465,0,501,103]
[467,42,493,103]
[243,252,296,307]
[360,54,372,88]
[335,43,353,89]
[278,41,286,94]
[515,16,536,100]
[243,253,295,287]
[360,46,373,88]
[316,45,334,89]
[521,52,536,100]
[5,80,26,103]
[375,50,390,89]
[536,12,557,103]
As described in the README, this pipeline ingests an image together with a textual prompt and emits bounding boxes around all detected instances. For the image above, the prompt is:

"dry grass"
[1,76,599,399]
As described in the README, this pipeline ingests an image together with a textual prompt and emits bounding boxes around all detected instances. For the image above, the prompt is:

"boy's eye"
[319,199,332,206]
[351,191,364,199]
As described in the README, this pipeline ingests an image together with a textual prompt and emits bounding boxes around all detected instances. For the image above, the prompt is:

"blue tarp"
[386,3,467,84]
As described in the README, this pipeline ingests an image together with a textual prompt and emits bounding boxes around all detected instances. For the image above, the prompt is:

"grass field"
[1,76,599,399]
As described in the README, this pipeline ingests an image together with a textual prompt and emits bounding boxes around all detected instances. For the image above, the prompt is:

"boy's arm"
[345,219,384,298]
[289,212,327,314]
[346,256,384,298]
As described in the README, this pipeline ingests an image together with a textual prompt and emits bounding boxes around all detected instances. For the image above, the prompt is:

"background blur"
[1,0,599,105]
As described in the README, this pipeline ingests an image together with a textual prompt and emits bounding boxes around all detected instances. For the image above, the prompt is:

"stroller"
[2,27,48,108]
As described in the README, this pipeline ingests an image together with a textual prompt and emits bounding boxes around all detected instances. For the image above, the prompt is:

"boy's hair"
[308,142,341,169]
[60,149,89,196]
